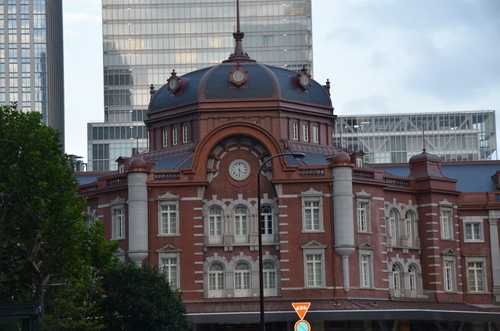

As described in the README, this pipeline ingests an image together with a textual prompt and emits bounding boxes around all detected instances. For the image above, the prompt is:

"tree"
[99,263,191,331]
[0,104,117,328]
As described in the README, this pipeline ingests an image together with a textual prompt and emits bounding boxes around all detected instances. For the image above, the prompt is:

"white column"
[488,211,500,303]
[128,170,149,265]
[332,164,355,292]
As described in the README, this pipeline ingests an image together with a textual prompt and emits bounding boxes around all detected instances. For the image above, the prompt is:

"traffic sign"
[294,320,311,331]
[292,302,311,320]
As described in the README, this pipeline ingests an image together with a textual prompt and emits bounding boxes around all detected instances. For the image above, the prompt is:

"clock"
[168,77,178,90]
[300,73,310,86]
[229,159,251,181]
[229,65,248,87]
[232,70,245,82]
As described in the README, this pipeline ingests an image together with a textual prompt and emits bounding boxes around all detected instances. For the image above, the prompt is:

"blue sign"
[294,320,311,331]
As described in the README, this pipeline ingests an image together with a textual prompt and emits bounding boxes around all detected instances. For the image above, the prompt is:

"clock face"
[229,159,250,181]
[232,70,245,82]
[300,74,310,86]
[169,78,178,90]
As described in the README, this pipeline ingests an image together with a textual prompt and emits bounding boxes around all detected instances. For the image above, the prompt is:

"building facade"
[88,0,313,171]
[337,111,497,164]
[77,30,500,330]
[0,0,64,145]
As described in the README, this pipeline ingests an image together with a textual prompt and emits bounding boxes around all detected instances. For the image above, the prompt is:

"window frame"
[359,251,374,288]
[172,127,179,145]
[312,125,319,143]
[357,199,371,233]
[292,122,298,140]
[463,217,484,243]
[302,197,323,232]
[182,125,188,143]
[260,205,274,236]
[465,257,487,293]
[234,262,251,290]
[301,241,327,288]
[160,253,180,290]
[111,206,126,240]
[162,129,168,147]
[208,262,225,291]
[443,256,456,292]
[440,207,454,240]
[302,124,309,142]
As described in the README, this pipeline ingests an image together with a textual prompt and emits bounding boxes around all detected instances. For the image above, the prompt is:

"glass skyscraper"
[337,111,497,163]
[88,0,313,171]
[0,0,64,145]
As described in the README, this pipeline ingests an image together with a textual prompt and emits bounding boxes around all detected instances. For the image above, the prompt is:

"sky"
[63,0,500,161]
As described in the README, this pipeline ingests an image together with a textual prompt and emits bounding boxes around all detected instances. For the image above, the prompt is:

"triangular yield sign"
[292,302,311,320]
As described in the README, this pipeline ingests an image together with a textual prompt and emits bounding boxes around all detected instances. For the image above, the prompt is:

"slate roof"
[374,161,500,192]
[149,63,331,113]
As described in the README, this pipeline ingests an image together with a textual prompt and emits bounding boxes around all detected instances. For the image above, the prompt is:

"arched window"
[263,261,277,289]
[260,205,274,235]
[404,210,418,247]
[408,265,417,296]
[208,206,222,236]
[388,209,400,246]
[208,262,225,290]
[234,206,248,235]
[391,264,403,297]
[234,262,250,289]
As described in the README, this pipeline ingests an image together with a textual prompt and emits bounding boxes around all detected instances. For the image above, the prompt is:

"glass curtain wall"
[89,0,312,171]
[337,111,497,163]
[0,0,64,143]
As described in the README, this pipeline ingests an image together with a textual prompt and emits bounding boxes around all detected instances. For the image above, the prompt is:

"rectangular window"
[182,125,188,143]
[302,124,309,142]
[172,127,178,145]
[360,254,372,288]
[357,200,370,232]
[306,254,323,287]
[113,208,125,239]
[464,219,483,242]
[162,129,168,147]
[234,207,248,235]
[443,259,455,292]
[160,204,177,234]
[292,123,298,140]
[313,126,319,143]
[304,200,321,231]
[209,208,222,236]
[440,209,453,240]
[467,261,484,292]
[162,257,178,289]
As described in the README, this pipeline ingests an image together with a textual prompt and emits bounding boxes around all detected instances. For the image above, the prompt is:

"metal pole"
[256,152,305,331]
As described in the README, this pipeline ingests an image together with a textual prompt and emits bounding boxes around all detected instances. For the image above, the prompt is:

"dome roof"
[149,63,332,113]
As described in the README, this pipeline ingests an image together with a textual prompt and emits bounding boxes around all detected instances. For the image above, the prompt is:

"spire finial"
[422,124,426,153]
[223,0,255,63]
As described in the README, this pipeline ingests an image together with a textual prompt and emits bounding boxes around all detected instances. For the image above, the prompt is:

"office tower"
[0,0,65,145]
[338,111,497,163]
[88,0,313,171]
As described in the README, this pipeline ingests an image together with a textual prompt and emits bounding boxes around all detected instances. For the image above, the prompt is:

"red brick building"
[77,26,500,331]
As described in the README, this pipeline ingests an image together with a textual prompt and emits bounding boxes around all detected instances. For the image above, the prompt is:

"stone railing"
[353,169,375,180]
[298,168,325,177]
[153,172,181,180]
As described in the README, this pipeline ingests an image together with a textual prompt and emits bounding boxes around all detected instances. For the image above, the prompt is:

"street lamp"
[256,152,305,331]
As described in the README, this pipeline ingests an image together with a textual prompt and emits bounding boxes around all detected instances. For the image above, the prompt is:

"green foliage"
[0,104,118,328]
[99,263,191,331]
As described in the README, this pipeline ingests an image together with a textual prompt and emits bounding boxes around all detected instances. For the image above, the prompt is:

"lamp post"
[256,152,305,331]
